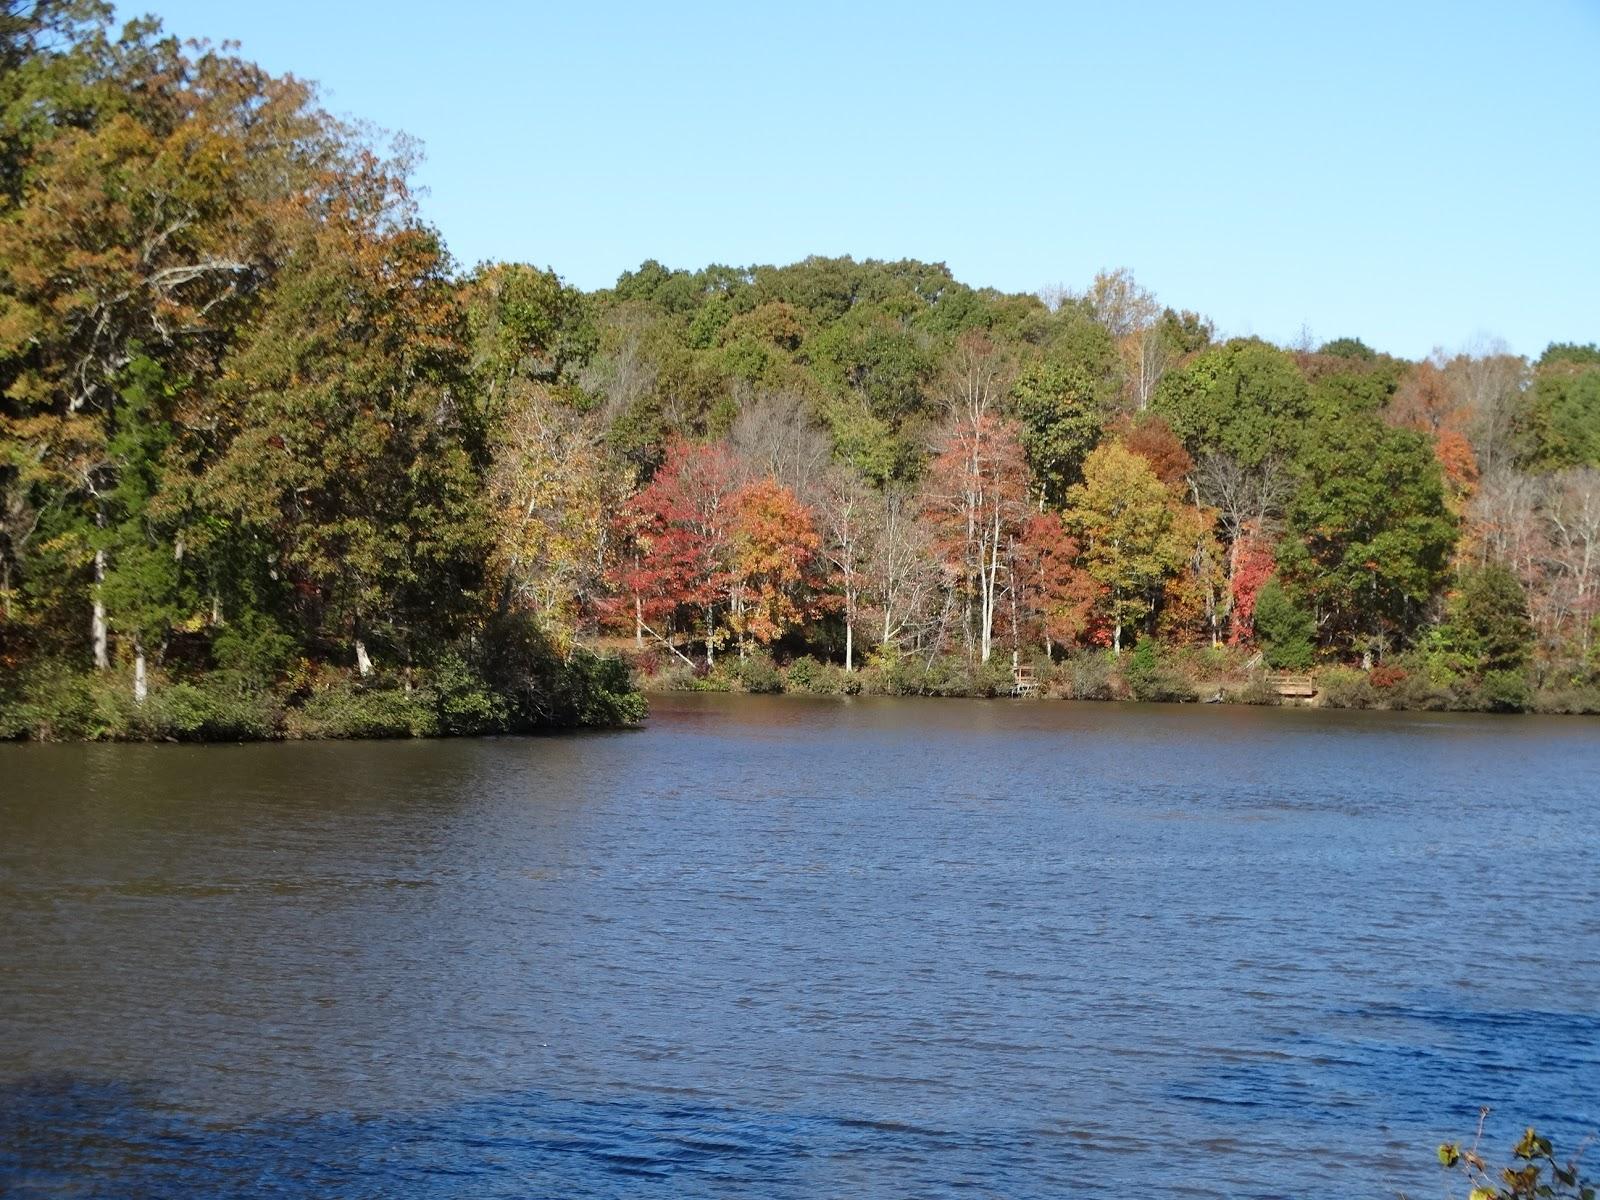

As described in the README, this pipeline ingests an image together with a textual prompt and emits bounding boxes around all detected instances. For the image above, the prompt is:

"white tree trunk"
[92,549,109,670]
[845,618,854,672]
[355,637,373,677]
[133,641,148,705]
[634,592,644,648]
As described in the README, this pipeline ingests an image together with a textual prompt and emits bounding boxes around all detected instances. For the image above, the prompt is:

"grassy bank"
[636,643,1600,715]
[0,649,645,743]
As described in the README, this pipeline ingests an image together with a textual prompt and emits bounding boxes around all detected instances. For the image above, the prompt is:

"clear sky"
[123,1,1598,361]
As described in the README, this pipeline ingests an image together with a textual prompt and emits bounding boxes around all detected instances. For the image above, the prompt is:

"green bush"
[1228,672,1280,705]
[288,679,437,739]
[549,649,648,726]
[1254,579,1316,670]
[1442,564,1534,674]
[1060,649,1117,700]
[0,666,101,740]
[952,656,1014,698]
[1531,684,1600,715]
[1319,666,1377,709]
[210,613,295,691]
[425,648,508,735]
[1192,642,1253,680]
[783,654,821,691]
[863,652,939,696]
[723,651,783,693]
[472,614,646,727]
[1477,669,1531,713]
[1125,639,1195,702]
[783,655,856,695]
[1385,669,1456,710]
[140,679,280,740]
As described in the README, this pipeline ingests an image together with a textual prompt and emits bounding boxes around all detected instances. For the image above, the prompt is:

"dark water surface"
[2,695,1597,1198]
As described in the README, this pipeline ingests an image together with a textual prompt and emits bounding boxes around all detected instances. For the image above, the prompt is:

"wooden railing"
[1012,664,1038,696]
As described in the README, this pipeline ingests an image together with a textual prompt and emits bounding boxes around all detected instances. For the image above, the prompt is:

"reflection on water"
[2,696,1597,1197]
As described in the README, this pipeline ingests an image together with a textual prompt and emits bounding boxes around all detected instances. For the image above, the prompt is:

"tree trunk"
[355,637,373,677]
[92,549,109,670]
[634,592,644,649]
[845,617,854,672]
[133,640,148,705]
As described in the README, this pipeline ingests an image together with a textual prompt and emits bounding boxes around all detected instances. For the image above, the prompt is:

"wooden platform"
[1267,673,1316,699]
[1012,664,1038,697]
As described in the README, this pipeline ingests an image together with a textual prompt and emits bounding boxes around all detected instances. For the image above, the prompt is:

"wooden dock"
[1267,673,1316,699]
[1012,664,1038,697]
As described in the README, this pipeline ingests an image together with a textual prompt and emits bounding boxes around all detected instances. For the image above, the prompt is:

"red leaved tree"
[1228,530,1276,645]
[1011,512,1098,655]
[609,438,742,663]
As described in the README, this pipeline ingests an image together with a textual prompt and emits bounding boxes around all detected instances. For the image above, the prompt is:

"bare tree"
[941,331,1015,427]
[1470,470,1547,578]
[1446,336,1527,479]
[1036,283,1071,313]
[1193,451,1295,635]
[870,486,943,657]
[1546,467,1600,655]
[580,310,658,428]
[1131,326,1169,411]
[1085,268,1159,340]
[1081,268,1173,411]
[728,387,833,496]
[1193,452,1294,547]
[815,467,877,671]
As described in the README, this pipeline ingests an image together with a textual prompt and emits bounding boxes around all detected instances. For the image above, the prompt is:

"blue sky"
[125,1,1598,360]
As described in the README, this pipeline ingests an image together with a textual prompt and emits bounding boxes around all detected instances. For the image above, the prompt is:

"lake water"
[2,695,1597,1198]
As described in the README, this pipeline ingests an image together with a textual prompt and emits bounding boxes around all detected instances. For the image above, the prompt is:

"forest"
[3,4,1599,739]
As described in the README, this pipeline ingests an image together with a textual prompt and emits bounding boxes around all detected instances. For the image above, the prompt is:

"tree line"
[3,4,1597,736]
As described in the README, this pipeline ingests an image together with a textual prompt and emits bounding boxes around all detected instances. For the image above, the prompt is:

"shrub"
[1228,672,1280,706]
[1369,663,1408,690]
[210,613,295,691]
[140,679,280,740]
[782,654,824,692]
[1319,667,1377,709]
[1531,684,1600,715]
[723,651,782,693]
[1124,639,1195,702]
[1385,669,1456,711]
[866,652,939,696]
[546,649,649,726]
[652,663,702,692]
[1477,669,1531,713]
[425,649,508,736]
[1442,564,1534,674]
[1196,643,1239,676]
[0,666,101,741]
[1436,1116,1596,1200]
[474,615,646,727]
[784,655,852,695]
[288,678,437,739]
[1060,649,1117,700]
[1254,579,1316,670]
